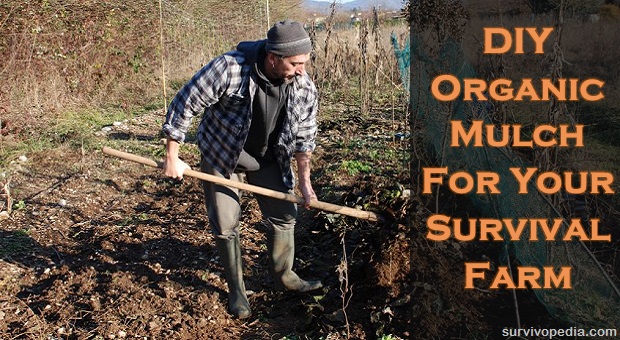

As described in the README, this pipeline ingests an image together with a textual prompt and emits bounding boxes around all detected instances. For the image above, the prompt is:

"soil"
[1,107,550,339]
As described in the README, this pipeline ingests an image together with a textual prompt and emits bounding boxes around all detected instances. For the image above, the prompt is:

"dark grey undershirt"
[243,49,289,162]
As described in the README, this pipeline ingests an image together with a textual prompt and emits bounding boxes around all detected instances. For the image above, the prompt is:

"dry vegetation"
[0,0,301,147]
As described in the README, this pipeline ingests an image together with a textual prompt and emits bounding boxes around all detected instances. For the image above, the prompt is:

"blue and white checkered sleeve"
[162,55,230,142]
[295,85,318,153]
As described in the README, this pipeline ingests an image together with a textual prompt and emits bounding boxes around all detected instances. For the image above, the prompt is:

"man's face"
[271,53,310,84]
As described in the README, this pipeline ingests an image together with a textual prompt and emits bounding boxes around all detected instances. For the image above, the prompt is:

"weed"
[129,51,144,73]
[378,335,401,340]
[0,229,32,257]
[116,217,133,227]
[15,228,29,236]
[368,148,398,163]
[141,179,154,188]
[150,146,167,159]
[12,200,26,211]
[179,143,201,157]
[340,160,372,176]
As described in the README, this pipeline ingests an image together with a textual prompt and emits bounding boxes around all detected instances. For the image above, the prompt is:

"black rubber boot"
[267,225,323,292]
[215,235,252,319]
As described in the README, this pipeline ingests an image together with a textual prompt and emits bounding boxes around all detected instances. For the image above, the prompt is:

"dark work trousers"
[200,157,297,240]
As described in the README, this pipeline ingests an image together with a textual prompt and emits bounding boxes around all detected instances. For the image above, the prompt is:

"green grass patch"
[340,159,372,176]
[0,101,171,173]
[0,229,34,258]
[51,108,130,145]
[0,137,55,172]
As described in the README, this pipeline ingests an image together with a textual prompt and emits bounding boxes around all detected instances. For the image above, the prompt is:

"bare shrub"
[0,0,298,140]
[309,13,409,112]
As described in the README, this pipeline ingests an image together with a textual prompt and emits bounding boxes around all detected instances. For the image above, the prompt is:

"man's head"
[264,20,312,84]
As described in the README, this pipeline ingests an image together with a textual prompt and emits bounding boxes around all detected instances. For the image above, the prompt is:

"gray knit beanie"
[265,20,312,57]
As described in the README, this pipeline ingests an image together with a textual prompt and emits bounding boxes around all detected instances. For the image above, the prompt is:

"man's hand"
[298,180,317,209]
[163,137,190,180]
[163,157,190,180]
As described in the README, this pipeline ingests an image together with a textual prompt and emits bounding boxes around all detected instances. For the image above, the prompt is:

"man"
[161,20,322,319]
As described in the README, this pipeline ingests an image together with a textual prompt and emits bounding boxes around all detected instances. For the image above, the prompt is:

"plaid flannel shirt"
[162,49,318,189]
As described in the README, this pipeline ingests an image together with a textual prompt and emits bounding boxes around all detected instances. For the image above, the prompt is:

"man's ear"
[266,52,278,69]
[266,52,277,64]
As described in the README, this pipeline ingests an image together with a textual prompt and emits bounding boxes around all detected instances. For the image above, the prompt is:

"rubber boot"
[215,235,252,319]
[267,225,323,292]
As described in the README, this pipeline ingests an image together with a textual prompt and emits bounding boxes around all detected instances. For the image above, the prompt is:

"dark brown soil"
[1,107,546,339]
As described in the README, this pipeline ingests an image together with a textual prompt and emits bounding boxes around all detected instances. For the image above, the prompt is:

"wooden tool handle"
[102,147,382,222]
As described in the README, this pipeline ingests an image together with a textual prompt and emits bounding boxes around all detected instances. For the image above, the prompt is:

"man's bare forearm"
[166,137,181,161]
[295,151,316,207]
[295,151,312,184]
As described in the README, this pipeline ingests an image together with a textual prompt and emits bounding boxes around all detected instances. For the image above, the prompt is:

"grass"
[1,107,139,173]
[53,109,130,142]
[340,159,372,176]
[0,229,33,258]
[0,137,56,175]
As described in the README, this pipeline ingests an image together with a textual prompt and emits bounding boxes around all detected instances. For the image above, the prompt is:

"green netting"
[391,33,410,91]
[394,33,620,329]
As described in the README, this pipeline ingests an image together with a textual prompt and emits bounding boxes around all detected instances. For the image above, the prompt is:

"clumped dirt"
[1,107,547,339]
